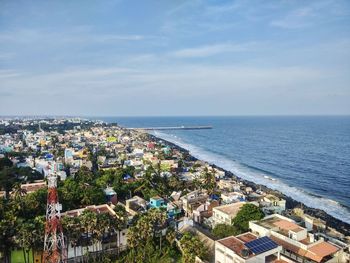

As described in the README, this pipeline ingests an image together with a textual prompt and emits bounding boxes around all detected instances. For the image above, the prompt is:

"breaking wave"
[153,131,350,224]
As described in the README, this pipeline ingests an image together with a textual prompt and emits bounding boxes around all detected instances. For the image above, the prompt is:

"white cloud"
[0,28,146,44]
[0,70,21,79]
[0,52,15,60]
[1,63,349,115]
[270,0,349,29]
[169,43,255,58]
[270,7,316,29]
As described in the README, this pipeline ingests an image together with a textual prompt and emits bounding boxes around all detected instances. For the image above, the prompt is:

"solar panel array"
[245,236,278,255]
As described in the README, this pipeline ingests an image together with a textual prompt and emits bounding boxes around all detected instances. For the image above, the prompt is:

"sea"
[95,116,350,224]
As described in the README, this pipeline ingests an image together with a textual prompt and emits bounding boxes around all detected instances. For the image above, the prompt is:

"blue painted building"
[149,196,182,219]
[149,196,166,208]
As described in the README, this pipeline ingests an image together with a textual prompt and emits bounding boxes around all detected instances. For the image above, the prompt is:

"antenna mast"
[43,170,67,263]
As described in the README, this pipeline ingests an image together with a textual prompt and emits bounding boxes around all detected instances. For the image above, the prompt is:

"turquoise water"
[96,116,350,223]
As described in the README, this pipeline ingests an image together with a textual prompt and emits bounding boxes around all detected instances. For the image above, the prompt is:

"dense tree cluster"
[211,203,264,239]
[61,204,127,262]
[233,203,265,231]
[212,224,241,239]
[179,232,207,263]
[115,208,181,263]
[0,129,250,263]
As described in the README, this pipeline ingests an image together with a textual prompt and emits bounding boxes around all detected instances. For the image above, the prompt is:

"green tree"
[179,232,207,263]
[126,208,167,261]
[80,210,98,257]
[113,204,128,255]
[31,216,45,261]
[212,223,241,239]
[0,167,17,199]
[233,203,264,232]
[62,216,81,262]
[14,219,36,263]
[0,157,13,170]
[0,202,17,263]
[201,167,216,196]
[74,166,95,184]
[20,188,47,219]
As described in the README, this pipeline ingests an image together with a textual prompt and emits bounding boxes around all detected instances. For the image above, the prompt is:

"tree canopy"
[233,203,264,232]
[212,223,241,239]
[179,232,207,263]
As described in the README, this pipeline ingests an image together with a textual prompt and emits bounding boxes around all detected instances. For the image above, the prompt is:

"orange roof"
[305,242,339,262]
[236,232,257,243]
[218,236,253,258]
[273,220,304,232]
[270,236,339,263]
[270,236,307,257]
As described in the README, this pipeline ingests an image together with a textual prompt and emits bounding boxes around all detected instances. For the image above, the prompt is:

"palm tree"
[95,213,109,259]
[80,210,97,261]
[126,208,167,261]
[0,204,17,263]
[165,228,176,247]
[12,183,27,201]
[62,216,80,262]
[32,216,45,263]
[14,220,36,263]
[113,205,128,256]
[201,167,216,196]
[0,167,17,200]
[134,167,154,194]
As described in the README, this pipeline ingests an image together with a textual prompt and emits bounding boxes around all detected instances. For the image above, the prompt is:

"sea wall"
[148,133,350,236]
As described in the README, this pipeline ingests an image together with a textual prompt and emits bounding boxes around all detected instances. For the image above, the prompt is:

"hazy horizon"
[1,0,350,116]
[1,114,350,118]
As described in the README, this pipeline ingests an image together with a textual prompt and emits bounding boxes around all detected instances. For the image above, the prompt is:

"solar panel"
[245,236,278,255]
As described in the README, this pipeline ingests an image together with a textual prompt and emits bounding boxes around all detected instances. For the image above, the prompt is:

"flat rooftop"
[256,216,304,233]
[63,204,115,217]
[270,236,339,263]
[273,219,304,233]
[236,232,257,243]
[218,234,278,259]
[214,202,245,215]
[218,236,252,259]
[20,181,46,193]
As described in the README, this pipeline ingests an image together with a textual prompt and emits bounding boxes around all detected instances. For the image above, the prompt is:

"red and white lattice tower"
[43,170,67,263]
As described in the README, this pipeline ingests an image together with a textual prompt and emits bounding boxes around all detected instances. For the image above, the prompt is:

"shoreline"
[146,133,350,236]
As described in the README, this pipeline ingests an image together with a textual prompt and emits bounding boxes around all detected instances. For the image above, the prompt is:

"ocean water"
[97,116,350,224]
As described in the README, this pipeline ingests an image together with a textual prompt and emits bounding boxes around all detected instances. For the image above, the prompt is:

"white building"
[181,190,208,217]
[221,192,246,204]
[212,202,245,226]
[249,214,341,263]
[260,194,286,215]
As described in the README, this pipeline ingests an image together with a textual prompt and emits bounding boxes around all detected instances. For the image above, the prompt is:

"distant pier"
[126,125,212,131]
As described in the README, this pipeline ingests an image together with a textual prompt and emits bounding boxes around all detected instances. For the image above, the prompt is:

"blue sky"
[0,0,349,116]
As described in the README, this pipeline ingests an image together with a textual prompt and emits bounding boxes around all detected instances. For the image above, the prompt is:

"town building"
[249,214,341,263]
[212,202,245,226]
[215,232,282,263]
[260,194,286,215]
[181,190,209,217]
[62,204,128,260]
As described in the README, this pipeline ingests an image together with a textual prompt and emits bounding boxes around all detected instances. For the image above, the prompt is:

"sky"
[0,0,350,116]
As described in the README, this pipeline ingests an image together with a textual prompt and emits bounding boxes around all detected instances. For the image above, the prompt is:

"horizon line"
[1,114,350,118]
